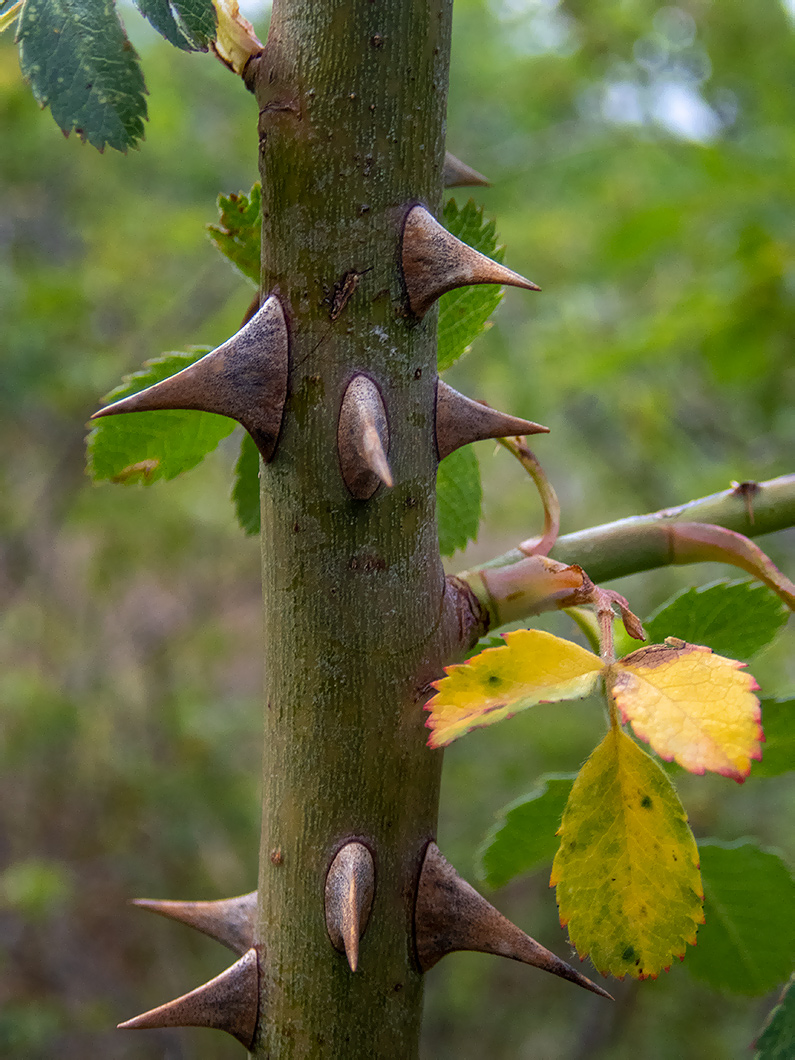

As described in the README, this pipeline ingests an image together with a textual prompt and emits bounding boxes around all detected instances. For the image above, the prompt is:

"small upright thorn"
[132,891,256,956]
[435,381,548,460]
[443,151,491,188]
[401,205,540,317]
[338,375,393,499]
[325,842,375,973]
[91,295,289,461]
[118,947,259,1048]
[414,843,612,1000]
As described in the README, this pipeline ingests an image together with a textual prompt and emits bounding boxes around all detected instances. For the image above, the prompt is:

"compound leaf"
[645,580,789,662]
[426,629,602,749]
[231,432,260,536]
[551,725,703,980]
[687,841,795,995]
[436,445,481,557]
[611,640,762,782]
[438,198,506,372]
[480,774,576,889]
[17,0,148,152]
[87,350,235,483]
[207,184,262,285]
[134,0,215,50]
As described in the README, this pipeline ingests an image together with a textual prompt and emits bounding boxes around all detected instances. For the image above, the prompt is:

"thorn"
[324,842,375,973]
[435,381,548,460]
[401,205,540,317]
[414,843,613,1000]
[132,891,256,956]
[337,375,393,499]
[91,295,289,461]
[443,151,491,188]
[118,947,259,1048]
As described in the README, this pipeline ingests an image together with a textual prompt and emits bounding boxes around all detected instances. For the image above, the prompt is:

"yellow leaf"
[551,726,703,980]
[425,629,602,749]
[610,638,762,782]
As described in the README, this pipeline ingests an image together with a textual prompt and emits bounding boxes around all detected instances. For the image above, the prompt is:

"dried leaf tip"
[414,843,612,1000]
[436,381,548,461]
[118,947,259,1048]
[91,295,289,461]
[132,891,256,956]
[338,375,393,499]
[325,842,375,973]
[443,152,491,188]
[401,205,539,317]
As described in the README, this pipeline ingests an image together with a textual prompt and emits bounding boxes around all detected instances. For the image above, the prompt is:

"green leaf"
[551,725,703,979]
[207,184,262,286]
[437,198,506,372]
[686,841,795,995]
[232,433,260,536]
[756,976,795,1060]
[436,445,482,557]
[644,579,788,662]
[754,700,795,778]
[17,0,148,152]
[0,0,22,32]
[480,774,576,889]
[134,0,215,50]
[87,351,236,483]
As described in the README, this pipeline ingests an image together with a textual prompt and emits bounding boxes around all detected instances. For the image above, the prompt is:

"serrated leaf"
[610,640,762,782]
[480,774,575,889]
[437,198,505,372]
[134,0,215,51]
[87,351,236,483]
[756,975,795,1059]
[207,184,262,286]
[425,629,602,749]
[686,841,795,996]
[645,579,789,661]
[436,445,481,557]
[551,725,703,980]
[17,0,148,152]
[754,699,795,778]
[231,432,260,536]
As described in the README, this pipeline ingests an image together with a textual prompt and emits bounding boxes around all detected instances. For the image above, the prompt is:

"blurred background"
[1,0,792,1056]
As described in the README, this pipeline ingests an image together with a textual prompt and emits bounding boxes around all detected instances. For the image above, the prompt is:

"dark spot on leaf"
[487,674,501,686]
[640,795,653,809]
[622,945,636,962]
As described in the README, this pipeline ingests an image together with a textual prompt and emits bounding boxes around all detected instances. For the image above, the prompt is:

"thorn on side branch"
[443,151,491,188]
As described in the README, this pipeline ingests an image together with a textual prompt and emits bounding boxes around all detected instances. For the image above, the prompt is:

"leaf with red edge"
[425,629,602,749]
[610,638,762,782]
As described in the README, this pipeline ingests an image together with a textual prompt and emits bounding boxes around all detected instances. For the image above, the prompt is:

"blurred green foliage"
[1,0,793,1057]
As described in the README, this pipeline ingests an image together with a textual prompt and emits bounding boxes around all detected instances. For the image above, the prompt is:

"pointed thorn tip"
[338,377,393,499]
[325,842,375,973]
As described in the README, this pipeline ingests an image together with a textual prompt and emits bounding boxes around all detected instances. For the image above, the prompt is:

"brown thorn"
[91,294,289,462]
[401,205,540,317]
[337,375,393,499]
[435,381,548,461]
[414,843,613,1000]
[132,891,256,956]
[118,947,259,1048]
[324,842,375,973]
[443,151,491,188]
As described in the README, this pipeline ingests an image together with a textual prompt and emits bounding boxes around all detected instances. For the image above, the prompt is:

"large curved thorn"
[325,842,376,972]
[132,891,256,956]
[436,381,548,460]
[414,843,612,1000]
[118,947,259,1047]
[91,294,289,461]
[401,205,539,317]
[443,151,491,188]
[338,375,393,499]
